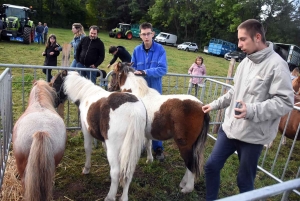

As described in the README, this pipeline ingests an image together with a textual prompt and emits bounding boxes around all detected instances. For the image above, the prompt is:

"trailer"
[273,43,300,70]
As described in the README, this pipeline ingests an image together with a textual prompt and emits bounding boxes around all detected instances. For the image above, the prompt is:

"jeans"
[36,33,43,44]
[70,59,78,67]
[43,68,52,82]
[187,82,200,97]
[205,126,263,201]
[75,62,97,84]
[152,140,163,151]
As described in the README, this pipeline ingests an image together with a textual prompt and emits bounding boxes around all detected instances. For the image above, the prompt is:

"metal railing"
[0,68,13,189]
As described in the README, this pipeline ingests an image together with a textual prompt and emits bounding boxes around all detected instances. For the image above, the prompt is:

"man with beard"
[76,25,105,84]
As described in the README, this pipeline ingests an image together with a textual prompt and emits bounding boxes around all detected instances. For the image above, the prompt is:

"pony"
[51,70,147,201]
[278,76,300,142]
[108,62,210,193]
[12,80,67,201]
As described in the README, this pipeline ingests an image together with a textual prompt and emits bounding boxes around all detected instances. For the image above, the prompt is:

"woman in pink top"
[187,56,206,97]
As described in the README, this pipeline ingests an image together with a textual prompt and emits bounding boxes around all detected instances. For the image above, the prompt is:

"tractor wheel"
[116,33,122,39]
[23,27,32,44]
[126,32,133,40]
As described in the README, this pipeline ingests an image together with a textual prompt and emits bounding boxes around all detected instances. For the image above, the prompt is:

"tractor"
[109,23,133,40]
[0,4,36,44]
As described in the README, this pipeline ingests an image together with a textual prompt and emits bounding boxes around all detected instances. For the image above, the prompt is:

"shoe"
[154,148,165,162]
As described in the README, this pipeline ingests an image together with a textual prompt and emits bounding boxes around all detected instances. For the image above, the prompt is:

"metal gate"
[0,68,13,189]
[0,64,299,200]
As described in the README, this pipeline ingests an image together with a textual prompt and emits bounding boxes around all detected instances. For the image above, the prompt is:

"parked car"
[224,51,246,62]
[203,46,208,54]
[177,42,198,52]
[154,32,177,46]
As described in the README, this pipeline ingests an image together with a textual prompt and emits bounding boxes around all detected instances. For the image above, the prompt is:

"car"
[177,42,198,52]
[224,51,246,62]
[203,46,209,54]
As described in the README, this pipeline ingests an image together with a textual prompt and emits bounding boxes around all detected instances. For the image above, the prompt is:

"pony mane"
[29,80,57,109]
[64,72,107,102]
[126,72,159,97]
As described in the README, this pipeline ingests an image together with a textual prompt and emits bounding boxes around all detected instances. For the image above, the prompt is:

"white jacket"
[210,42,294,145]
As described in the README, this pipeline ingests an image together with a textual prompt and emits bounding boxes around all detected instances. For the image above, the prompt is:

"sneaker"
[154,148,165,162]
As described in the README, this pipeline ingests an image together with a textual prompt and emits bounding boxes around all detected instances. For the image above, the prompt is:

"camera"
[235,102,242,115]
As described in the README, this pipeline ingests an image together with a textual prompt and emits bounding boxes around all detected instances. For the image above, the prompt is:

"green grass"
[0,28,299,200]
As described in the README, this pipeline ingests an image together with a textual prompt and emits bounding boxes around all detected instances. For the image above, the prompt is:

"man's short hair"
[237,19,266,43]
[139,22,153,32]
[89,25,99,33]
[109,46,118,54]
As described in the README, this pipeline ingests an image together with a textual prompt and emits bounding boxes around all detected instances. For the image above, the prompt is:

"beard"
[89,35,97,40]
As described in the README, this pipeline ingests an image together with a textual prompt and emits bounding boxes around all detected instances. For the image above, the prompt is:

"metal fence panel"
[0,68,13,189]
[0,64,299,199]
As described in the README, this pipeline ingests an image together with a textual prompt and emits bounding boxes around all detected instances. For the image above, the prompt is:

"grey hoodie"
[210,42,294,145]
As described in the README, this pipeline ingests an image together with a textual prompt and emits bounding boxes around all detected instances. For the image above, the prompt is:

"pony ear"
[32,79,37,85]
[129,62,134,67]
[62,70,68,77]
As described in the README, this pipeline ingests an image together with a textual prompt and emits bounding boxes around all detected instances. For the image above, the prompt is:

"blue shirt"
[131,41,168,94]
[43,26,48,34]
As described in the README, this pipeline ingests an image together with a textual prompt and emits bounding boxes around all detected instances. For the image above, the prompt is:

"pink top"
[188,63,206,84]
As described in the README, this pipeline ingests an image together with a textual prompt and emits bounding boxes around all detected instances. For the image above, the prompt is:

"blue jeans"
[75,62,97,84]
[36,33,43,44]
[152,140,163,151]
[70,59,78,67]
[205,126,263,201]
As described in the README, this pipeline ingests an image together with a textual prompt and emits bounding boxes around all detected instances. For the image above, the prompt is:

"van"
[154,32,177,46]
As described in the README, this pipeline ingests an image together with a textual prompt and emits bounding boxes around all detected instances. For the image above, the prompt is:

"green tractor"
[0,4,36,44]
[109,23,133,40]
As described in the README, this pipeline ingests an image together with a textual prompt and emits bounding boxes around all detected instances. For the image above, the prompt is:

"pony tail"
[24,131,55,201]
[193,112,210,178]
[119,102,146,186]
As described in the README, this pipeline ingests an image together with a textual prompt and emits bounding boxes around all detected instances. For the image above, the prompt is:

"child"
[42,34,60,82]
[187,56,206,97]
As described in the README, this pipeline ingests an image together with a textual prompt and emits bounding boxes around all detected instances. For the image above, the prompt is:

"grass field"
[0,28,299,201]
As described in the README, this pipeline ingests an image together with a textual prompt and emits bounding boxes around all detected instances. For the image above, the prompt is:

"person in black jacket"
[42,34,60,82]
[76,25,105,84]
[106,46,131,68]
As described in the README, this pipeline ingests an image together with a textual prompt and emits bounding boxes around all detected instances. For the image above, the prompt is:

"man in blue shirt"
[35,22,44,44]
[131,22,168,161]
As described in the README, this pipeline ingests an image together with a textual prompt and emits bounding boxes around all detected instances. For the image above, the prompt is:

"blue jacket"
[131,41,167,94]
[71,34,85,59]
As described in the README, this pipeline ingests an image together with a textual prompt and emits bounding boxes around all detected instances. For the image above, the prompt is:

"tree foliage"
[0,0,299,47]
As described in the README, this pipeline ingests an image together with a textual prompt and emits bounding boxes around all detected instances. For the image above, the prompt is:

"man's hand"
[234,100,247,119]
[134,70,146,76]
[202,104,212,113]
[90,64,96,68]
[49,52,54,55]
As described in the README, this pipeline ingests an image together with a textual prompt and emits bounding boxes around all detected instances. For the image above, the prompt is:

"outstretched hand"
[202,104,211,113]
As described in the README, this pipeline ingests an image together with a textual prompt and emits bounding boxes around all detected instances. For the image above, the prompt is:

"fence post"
[212,58,236,133]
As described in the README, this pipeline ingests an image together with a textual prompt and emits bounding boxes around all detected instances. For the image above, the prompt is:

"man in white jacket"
[202,19,294,200]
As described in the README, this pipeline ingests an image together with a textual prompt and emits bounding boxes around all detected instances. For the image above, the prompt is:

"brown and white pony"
[13,80,67,201]
[108,62,210,193]
[278,76,300,143]
[51,70,147,201]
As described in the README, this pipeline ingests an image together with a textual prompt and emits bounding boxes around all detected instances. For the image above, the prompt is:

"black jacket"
[43,43,60,66]
[76,36,105,67]
[109,46,132,65]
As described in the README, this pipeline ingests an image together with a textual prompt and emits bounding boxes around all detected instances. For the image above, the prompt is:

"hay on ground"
[0,151,23,201]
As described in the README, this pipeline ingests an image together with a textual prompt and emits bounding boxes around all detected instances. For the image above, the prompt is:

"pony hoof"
[179,181,186,188]
[146,158,153,163]
[82,167,90,174]
[181,187,193,194]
